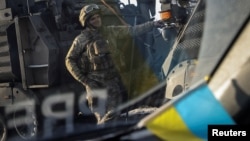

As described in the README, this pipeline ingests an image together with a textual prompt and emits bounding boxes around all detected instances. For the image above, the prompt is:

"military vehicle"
[0,0,249,140]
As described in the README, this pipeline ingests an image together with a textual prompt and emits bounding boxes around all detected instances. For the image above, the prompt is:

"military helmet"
[79,4,101,27]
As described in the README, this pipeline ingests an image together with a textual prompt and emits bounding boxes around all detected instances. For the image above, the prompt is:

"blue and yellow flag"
[137,82,235,141]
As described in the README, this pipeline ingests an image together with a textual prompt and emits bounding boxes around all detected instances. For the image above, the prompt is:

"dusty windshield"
[2,0,249,140]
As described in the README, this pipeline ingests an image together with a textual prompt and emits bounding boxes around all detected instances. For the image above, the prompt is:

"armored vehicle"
[1,0,249,140]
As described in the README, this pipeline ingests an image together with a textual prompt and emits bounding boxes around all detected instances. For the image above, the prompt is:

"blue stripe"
[174,83,235,139]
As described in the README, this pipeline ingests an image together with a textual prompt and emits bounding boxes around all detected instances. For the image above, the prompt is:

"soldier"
[65,4,164,124]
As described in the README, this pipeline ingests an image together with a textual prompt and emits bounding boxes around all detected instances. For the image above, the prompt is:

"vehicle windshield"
[0,0,249,141]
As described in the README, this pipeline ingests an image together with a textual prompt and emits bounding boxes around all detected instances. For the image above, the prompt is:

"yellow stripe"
[146,107,203,141]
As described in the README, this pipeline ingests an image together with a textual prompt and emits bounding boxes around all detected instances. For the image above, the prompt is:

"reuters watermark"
[208,125,249,140]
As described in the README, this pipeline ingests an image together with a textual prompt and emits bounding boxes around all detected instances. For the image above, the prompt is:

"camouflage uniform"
[65,4,156,123]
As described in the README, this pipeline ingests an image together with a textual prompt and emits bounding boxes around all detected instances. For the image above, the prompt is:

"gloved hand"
[83,78,99,88]
[153,20,165,28]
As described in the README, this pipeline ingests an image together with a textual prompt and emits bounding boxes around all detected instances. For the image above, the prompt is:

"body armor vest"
[87,38,114,71]
[84,33,120,81]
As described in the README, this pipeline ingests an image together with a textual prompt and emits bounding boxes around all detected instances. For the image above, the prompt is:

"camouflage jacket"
[65,21,155,85]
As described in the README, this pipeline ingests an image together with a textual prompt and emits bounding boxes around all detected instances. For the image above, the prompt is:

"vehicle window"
[3,0,249,140]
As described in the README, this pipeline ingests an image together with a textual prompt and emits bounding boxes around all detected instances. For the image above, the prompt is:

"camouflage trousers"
[85,76,128,124]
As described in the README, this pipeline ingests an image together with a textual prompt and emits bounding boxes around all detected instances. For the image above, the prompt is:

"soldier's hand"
[153,20,165,28]
[85,78,99,88]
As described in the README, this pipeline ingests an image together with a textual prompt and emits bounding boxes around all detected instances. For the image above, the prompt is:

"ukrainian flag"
[137,81,235,141]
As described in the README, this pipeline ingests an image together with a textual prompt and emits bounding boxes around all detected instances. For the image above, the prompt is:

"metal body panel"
[0,8,12,21]
[15,15,59,89]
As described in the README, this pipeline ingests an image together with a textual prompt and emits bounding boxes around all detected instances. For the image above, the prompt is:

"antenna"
[26,0,32,15]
